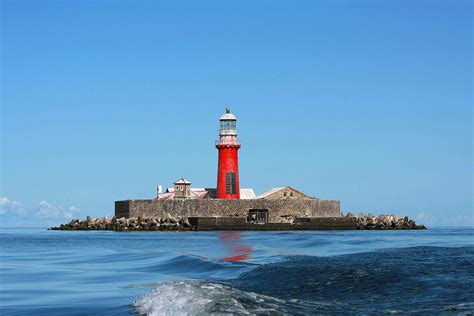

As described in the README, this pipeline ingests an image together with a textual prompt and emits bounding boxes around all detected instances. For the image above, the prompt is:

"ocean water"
[1,227,473,315]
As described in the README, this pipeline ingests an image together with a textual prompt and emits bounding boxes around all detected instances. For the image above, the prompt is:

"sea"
[0,227,473,315]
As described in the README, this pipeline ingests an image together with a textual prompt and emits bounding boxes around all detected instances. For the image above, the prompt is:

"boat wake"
[134,246,474,315]
[134,280,328,315]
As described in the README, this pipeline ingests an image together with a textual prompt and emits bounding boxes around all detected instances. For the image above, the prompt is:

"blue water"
[1,227,473,315]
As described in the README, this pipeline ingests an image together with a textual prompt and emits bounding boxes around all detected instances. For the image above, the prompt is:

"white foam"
[134,281,292,316]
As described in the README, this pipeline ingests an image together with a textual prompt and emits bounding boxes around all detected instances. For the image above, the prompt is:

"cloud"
[64,206,81,219]
[0,197,27,216]
[0,197,81,226]
[36,200,61,219]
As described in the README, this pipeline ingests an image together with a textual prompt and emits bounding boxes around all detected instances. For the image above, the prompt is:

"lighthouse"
[216,107,241,199]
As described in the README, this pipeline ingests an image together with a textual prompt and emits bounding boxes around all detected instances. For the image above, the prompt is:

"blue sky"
[1,0,472,227]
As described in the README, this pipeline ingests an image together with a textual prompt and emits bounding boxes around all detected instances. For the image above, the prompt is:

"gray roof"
[173,178,191,185]
[240,188,257,199]
[200,188,255,199]
[257,186,319,200]
[166,187,206,193]
[256,187,285,199]
[206,188,217,198]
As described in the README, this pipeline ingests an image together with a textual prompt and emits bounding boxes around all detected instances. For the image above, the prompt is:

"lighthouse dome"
[218,107,238,138]
[219,107,237,121]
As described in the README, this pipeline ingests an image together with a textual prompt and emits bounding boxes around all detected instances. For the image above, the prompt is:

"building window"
[283,192,287,197]
[226,172,236,194]
[248,209,268,223]
[290,192,294,197]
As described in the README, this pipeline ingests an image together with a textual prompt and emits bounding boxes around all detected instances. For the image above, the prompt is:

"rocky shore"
[346,213,427,230]
[49,213,427,231]
[49,215,193,231]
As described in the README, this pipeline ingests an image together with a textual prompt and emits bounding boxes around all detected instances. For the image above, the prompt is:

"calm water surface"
[1,227,473,315]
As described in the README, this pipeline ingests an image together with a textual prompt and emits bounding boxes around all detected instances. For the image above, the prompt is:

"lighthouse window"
[226,172,236,195]
[221,121,236,131]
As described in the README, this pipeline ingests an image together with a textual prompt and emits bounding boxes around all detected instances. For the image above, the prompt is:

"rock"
[168,217,178,224]
[345,213,427,230]
[50,212,426,232]
[179,218,192,228]
[162,222,178,229]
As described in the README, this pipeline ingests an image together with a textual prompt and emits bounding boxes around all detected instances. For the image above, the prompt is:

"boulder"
[168,217,178,224]
[179,218,192,228]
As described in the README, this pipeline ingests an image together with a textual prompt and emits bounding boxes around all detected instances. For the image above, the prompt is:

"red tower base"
[216,144,240,199]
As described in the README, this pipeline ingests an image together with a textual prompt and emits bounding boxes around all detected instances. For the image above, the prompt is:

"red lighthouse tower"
[216,107,240,199]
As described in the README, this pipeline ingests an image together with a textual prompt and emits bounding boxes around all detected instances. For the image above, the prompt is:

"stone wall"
[311,199,341,217]
[190,216,357,230]
[115,198,341,223]
[115,200,130,218]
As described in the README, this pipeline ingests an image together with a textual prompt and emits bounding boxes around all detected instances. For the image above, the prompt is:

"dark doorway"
[247,209,268,223]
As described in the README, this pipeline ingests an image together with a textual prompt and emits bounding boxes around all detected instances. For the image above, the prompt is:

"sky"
[1,0,472,227]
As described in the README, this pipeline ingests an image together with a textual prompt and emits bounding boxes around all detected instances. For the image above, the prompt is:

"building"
[257,186,315,200]
[216,107,241,199]
[156,186,256,200]
[115,108,341,223]
[173,178,192,199]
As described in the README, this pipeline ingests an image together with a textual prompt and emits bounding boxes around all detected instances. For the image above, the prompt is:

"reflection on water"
[219,232,254,261]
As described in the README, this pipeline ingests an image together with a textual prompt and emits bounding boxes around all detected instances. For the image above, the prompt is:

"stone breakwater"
[346,213,427,230]
[49,215,193,231]
[49,214,427,231]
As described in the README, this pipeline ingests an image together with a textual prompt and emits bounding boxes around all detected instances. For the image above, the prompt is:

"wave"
[134,280,326,315]
[134,246,474,315]
[137,254,255,280]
